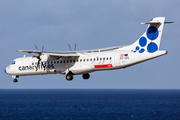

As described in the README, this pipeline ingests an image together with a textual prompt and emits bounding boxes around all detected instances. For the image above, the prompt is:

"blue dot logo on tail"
[147,42,158,53]
[133,37,147,53]
[146,26,159,40]
[139,37,147,47]
[133,26,159,53]
[136,46,140,50]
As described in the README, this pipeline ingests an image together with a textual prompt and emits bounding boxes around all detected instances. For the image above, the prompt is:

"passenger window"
[64,60,65,63]
[110,57,112,60]
[87,59,89,62]
[54,61,56,64]
[100,58,102,61]
[57,61,59,64]
[67,60,69,63]
[94,58,96,61]
[106,57,108,60]
[84,59,85,62]
[77,59,78,62]
[60,61,62,63]
[97,58,99,61]
[73,60,75,62]
[80,59,82,62]
[90,58,92,61]
[103,58,105,60]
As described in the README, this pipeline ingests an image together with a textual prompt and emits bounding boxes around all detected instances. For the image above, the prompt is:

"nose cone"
[4,68,7,74]
[4,66,10,75]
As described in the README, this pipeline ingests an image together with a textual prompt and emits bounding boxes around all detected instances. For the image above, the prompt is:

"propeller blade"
[35,45,38,51]
[42,45,44,52]
[68,44,72,51]
[74,43,76,51]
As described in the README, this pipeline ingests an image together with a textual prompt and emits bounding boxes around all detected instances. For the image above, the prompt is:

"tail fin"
[126,17,172,53]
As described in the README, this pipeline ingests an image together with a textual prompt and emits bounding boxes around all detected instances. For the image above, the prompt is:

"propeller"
[68,44,72,51]
[68,43,77,51]
[35,45,45,71]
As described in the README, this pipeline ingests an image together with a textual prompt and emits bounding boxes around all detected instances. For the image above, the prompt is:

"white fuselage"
[5,49,167,77]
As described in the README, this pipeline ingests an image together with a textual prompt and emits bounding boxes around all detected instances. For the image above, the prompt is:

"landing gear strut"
[82,73,90,79]
[66,72,73,81]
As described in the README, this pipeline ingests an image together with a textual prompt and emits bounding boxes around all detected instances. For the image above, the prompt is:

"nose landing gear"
[13,79,18,83]
[12,76,19,83]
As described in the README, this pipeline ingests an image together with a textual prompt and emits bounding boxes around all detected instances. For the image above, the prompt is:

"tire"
[66,74,73,81]
[13,79,18,83]
[82,73,90,79]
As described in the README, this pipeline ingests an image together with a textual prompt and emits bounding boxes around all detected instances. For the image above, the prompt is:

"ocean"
[0,89,180,120]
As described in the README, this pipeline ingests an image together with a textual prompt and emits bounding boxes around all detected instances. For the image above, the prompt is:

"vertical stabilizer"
[126,17,166,53]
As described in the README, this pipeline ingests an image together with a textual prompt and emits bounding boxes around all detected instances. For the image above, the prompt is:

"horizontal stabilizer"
[141,21,174,25]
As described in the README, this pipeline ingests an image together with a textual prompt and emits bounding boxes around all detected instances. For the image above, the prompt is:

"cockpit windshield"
[11,61,15,64]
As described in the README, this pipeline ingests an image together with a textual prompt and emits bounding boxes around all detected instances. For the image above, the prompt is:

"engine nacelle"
[40,54,59,62]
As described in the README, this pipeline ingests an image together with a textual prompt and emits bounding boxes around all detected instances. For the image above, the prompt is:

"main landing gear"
[66,73,73,81]
[66,73,90,81]
[82,73,90,79]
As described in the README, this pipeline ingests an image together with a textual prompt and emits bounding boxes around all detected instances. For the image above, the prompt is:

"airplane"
[4,17,173,83]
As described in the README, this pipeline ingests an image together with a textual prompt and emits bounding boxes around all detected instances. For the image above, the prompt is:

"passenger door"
[114,53,120,67]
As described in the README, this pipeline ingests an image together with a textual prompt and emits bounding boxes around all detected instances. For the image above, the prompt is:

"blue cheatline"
[139,37,147,47]
[136,46,140,50]
[139,48,145,53]
[4,69,6,73]
[146,26,159,40]
[147,42,158,53]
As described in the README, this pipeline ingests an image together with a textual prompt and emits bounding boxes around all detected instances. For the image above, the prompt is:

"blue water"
[0,89,180,120]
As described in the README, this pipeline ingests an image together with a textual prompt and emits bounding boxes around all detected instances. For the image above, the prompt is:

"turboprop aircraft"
[5,17,173,83]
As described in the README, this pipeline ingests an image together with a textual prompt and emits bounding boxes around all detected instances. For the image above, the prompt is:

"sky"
[1,0,180,89]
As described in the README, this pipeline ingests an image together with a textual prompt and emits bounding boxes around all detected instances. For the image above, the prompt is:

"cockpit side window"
[11,61,15,64]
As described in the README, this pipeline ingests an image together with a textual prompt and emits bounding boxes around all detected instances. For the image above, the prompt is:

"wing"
[16,50,80,57]
[16,45,125,57]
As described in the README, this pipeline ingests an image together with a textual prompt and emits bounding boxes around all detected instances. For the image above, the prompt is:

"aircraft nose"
[4,68,7,74]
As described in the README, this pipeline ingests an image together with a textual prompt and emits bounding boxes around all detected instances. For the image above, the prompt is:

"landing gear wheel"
[13,79,18,83]
[66,74,73,81]
[82,73,90,79]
